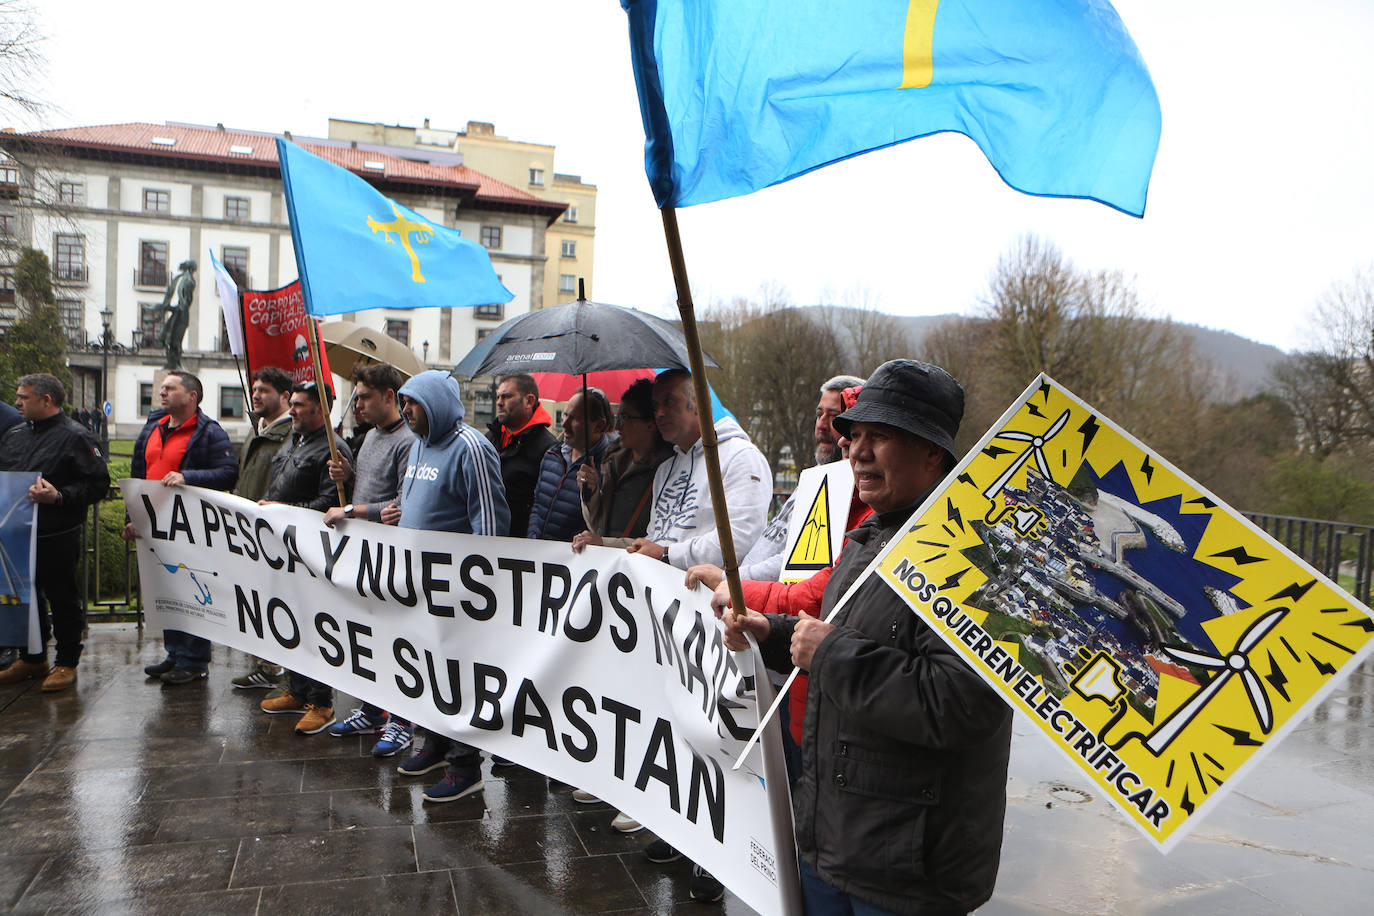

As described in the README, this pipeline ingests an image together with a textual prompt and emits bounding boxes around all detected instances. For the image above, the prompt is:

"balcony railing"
[54,265,88,283]
[136,267,168,289]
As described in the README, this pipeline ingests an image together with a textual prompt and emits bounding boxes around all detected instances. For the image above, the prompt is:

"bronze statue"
[158,259,196,368]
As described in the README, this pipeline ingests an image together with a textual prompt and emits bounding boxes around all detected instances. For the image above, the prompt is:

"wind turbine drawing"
[981,409,1071,535]
[1142,607,1287,755]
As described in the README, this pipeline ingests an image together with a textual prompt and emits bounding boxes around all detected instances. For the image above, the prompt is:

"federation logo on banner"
[241,280,332,384]
[868,375,1374,850]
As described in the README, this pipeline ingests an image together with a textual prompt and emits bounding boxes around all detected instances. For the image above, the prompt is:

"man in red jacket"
[123,371,238,685]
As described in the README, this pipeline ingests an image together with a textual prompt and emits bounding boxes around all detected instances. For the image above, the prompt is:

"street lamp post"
[99,307,112,456]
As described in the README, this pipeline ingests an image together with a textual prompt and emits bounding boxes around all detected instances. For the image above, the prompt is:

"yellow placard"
[873,375,1374,850]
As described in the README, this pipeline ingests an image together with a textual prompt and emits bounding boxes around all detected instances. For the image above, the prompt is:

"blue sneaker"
[397,747,448,777]
[373,720,413,758]
[422,771,484,803]
[327,707,386,738]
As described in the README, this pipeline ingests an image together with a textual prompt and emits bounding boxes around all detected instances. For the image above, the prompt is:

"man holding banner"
[388,370,510,802]
[0,374,108,692]
[725,360,1013,915]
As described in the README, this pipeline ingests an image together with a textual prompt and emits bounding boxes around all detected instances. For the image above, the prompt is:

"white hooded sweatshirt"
[645,415,773,569]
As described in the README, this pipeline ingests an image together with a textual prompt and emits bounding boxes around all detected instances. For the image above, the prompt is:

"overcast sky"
[26,0,1374,351]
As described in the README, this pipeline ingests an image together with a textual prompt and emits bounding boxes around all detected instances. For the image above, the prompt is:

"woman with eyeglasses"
[572,378,674,552]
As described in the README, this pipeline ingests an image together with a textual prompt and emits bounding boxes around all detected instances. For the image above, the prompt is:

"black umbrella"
[451,286,720,379]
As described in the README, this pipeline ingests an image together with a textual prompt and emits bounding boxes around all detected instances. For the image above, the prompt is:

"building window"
[560,239,576,258]
[563,205,578,224]
[224,196,250,221]
[0,274,13,304]
[385,318,410,346]
[219,387,245,420]
[221,246,249,288]
[139,240,169,287]
[139,303,165,347]
[559,274,576,295]
[57,300,83,344]
[0,213,13,236]
[476,327,494,342]
[143,188,170,213]
[474,303,503,320]
[0,165,17,185]
[139,383,154,416]
[529,168,545,187]
[480,225,502,249]
[58,181,84,205]
[54,234,85,282]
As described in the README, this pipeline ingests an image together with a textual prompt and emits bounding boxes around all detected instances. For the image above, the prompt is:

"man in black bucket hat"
[725,359,1013,915]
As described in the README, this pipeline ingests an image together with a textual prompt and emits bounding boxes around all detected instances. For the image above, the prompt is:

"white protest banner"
[121,479,801,915]
[778,460,853,583]
[862,375,1374,851]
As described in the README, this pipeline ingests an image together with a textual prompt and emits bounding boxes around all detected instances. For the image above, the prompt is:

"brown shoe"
[40,665,76,692]
[295,705,336,735]
[0,658,51,685]
[260,692,307,715]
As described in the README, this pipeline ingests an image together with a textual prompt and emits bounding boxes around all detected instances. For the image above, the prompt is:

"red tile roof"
[11,122,566,217]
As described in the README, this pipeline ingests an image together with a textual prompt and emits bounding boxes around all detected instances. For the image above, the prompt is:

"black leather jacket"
[263,425,352,512]
[762,502,1013,915]
[0,412,107,536]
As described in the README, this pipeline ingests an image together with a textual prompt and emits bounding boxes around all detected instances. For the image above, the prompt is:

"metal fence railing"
[81,485,141,624]
[1243,513,1371,607]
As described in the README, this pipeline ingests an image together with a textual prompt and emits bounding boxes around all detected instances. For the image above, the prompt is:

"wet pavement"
[0,624,1371,914]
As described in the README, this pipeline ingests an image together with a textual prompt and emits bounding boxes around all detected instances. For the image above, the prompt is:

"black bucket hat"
[832,359,963,461]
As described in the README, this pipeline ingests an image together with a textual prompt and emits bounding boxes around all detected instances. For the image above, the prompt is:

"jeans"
[23,529,84,668]
[418,729,481,780]
[799,861,922,916]
[286,670,333,707]
[163,629,211,671]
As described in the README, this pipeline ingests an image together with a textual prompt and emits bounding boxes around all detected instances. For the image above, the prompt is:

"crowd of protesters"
[0,353,1012,914]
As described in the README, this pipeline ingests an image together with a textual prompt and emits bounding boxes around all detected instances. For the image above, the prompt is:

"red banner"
[241,280,332,387]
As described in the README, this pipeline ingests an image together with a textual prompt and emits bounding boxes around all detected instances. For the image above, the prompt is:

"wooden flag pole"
[305,318,347,507]
[660,207,749,621]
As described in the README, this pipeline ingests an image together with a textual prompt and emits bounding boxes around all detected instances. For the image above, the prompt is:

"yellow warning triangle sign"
[786,477,833,571]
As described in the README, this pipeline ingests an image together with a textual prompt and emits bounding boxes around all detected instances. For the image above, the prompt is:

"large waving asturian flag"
[276,139,514,316]
[622,0,1162,217]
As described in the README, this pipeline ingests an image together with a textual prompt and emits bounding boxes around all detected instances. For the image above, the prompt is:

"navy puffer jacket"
[526,435,610,541]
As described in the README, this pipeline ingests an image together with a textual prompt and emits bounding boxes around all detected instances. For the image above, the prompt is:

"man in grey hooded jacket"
[388,370,511,803]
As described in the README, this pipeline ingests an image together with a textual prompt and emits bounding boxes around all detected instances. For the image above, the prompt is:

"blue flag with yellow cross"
[623,0,1161,216]
[276,139,513,316]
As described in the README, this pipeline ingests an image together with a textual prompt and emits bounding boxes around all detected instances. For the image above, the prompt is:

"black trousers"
[286,670,334,707]
[23,528,84,668]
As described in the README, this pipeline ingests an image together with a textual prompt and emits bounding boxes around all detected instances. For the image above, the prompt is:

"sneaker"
[260,692,307,715]
[327,707,386,737]
[231,665,283,690]
[144,658,175,677]
[295,705,336,735]
[0,658,50,685]
[422,771,484,803]
[571,789,600,804]
[397,748,448,776]
[611,811,644,834]
[373,720,413,757]
[644,838,682,864]
[689,866,724,903]
[40,665,76,693]
[160,667,208,686]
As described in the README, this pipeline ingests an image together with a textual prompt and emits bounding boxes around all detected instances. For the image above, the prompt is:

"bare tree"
[828,284,914,376]
[0,1,45,123]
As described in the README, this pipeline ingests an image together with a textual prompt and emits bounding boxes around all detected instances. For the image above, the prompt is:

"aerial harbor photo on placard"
[873,376,1374,850]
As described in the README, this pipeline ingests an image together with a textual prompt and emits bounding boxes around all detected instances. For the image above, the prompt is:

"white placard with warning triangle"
[779,460,854,583]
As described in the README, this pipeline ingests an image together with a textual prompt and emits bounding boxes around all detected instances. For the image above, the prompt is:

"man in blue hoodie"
[389,371,510,803]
